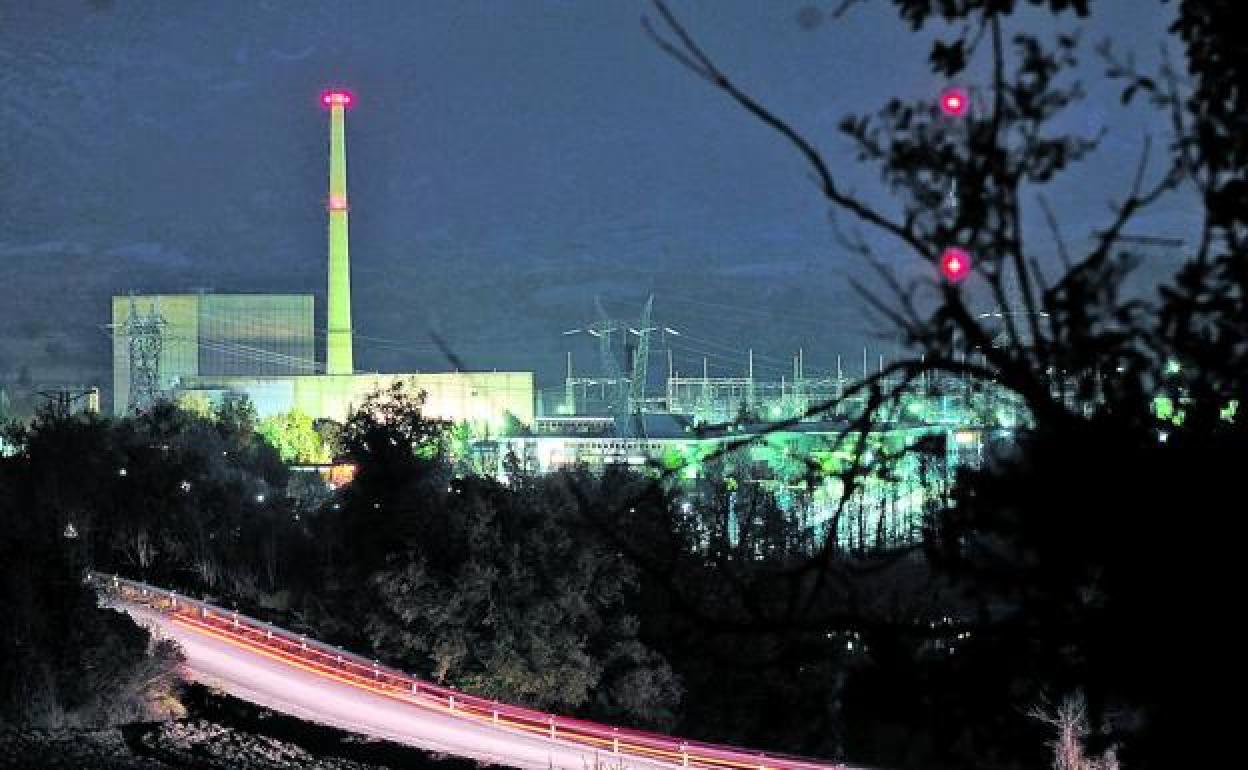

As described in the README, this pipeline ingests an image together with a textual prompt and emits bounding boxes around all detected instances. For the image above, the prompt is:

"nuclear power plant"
[102,85,1027,549]
[106,86,1002,453]
[112,89,535,430]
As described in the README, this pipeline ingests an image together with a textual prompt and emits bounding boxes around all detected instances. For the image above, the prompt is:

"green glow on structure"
[1152,395,1185,425]
[326,95,354,375]
[660,447,686,471]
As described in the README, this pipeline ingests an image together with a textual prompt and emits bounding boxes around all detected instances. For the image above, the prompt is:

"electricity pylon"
[124,296,167,414]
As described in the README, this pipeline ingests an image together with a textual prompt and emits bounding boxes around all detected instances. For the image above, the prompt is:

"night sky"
[0,1,1194,404]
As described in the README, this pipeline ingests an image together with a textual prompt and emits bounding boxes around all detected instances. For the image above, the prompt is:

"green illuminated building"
[111,293,315,416]
[179,371,535,430]
[160,89,536,430]
[323,89,353,375]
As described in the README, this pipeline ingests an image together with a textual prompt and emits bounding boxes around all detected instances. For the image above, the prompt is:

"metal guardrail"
[90,571,846,770]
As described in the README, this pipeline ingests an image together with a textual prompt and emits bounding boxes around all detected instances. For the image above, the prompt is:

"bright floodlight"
[940,247,972,282]
[321,90,354,108]
[939,86,969,117]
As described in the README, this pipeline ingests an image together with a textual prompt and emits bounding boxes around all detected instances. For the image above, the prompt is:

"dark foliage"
[0,410,183,727]
[640,0,1246,766]
[365,469,680,723]
[6,1,1243,755]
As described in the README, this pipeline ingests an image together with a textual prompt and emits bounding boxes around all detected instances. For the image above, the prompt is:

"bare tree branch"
[644,0,933,260]
[1038,194,1073,271]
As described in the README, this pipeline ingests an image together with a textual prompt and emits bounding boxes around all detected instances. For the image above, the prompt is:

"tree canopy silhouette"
[643,1,1244,766]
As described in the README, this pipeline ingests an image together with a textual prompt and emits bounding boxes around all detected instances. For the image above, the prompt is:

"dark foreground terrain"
[0,685,486,769]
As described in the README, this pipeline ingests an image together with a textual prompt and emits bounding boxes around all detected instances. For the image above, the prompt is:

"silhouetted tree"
[303,383,452,643]
[0,411,182,727]
[366,470,680,725]
[643,0,1243,766]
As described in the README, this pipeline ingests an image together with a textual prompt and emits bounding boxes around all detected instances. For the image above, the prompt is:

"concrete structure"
[504,414,692,474]
[111,293,315,415]
[178,370,534,429]
[495,414,968,548]
[158,89,536,430]
[323,89,353,375]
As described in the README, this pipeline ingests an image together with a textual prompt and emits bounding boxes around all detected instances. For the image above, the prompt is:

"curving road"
[120,602,674,770]
[98,576,851,770]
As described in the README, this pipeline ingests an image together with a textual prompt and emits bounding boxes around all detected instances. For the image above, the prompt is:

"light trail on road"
[100,574,851,770]
[125,603,656,770]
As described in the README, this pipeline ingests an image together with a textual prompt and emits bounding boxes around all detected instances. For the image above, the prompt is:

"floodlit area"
[1,3,1237,769]
[112,590,851,770]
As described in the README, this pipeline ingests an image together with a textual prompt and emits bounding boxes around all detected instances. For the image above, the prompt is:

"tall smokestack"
[322,89,354,375]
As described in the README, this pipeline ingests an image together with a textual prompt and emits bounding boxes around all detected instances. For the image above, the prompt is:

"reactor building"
[111,292,316,416]
[114,88,534,430]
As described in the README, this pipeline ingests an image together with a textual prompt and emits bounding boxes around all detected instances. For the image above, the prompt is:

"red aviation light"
[939,86,969,117]
[940,247,972,282]
[327,194,348,211]
[321,90,354,108]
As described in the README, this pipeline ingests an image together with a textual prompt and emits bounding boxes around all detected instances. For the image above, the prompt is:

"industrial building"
[100,83,1001,547]
[111,293,315,416]
[113,88,535,430]
[178,371,534,428]
[490,412,969,549]
[98,84,1015,552]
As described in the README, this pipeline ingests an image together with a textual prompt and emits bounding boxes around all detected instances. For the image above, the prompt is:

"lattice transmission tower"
[627,295,655,437]
[124,296,167,414]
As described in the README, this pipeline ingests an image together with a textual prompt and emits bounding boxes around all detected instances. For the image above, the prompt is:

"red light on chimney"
[939,86,968,117]
[321,90,354,108]
[940,247,972,282]
[328,195,348,211]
